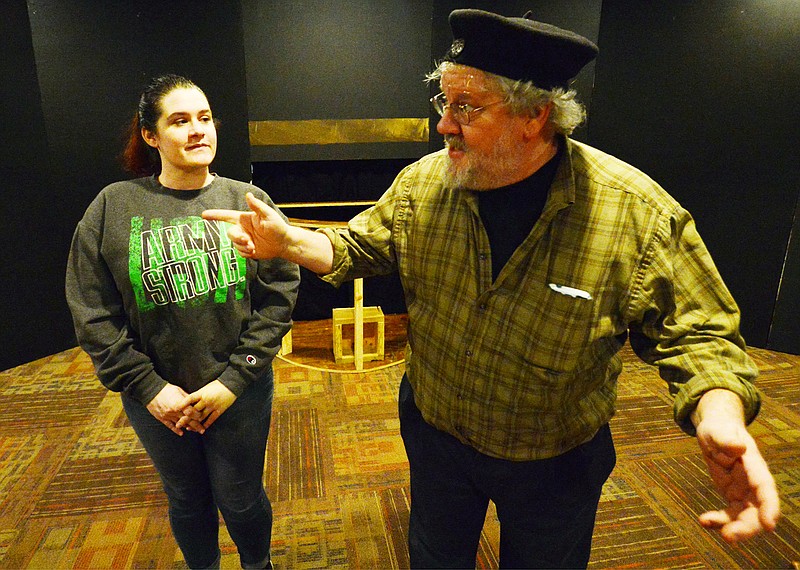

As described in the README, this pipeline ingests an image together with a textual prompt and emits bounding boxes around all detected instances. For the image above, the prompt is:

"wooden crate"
[332,306,385,365]
[279,329,292,355]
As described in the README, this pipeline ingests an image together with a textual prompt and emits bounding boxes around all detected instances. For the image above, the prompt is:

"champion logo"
[246,354,257,365]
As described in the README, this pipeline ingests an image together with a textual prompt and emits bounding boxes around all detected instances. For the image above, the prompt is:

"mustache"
[444,135,466,151]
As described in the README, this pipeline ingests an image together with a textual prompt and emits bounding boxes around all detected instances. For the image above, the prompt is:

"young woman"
[66,74,299,569]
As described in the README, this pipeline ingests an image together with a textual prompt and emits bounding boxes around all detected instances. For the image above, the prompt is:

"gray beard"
[442,134,525,191]
[442,153,517,192]
[442,160,470,189]
[441,137,484,190]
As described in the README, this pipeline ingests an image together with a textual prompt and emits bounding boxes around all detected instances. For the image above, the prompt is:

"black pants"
[399,375,615,569]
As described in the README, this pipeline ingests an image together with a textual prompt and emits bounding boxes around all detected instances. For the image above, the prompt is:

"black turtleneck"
[477,149,561,281]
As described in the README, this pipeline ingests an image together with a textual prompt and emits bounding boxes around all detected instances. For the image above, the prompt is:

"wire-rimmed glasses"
[430,92,506,125]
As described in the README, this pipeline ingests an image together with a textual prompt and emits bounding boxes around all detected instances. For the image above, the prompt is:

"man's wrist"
[691,388,746,429]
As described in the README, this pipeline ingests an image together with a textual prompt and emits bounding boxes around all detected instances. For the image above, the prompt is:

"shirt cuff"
[673,373,761,436]
[317,228,351,287]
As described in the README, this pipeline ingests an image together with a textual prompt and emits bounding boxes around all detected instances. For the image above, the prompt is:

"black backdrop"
[589,0,800,353]
[1,1,57,370]
[3,0,799,370]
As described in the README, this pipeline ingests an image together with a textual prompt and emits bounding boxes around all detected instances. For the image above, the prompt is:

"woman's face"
[143,87,217,176]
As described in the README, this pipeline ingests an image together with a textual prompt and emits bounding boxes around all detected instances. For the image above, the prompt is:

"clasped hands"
[146,380,237,436]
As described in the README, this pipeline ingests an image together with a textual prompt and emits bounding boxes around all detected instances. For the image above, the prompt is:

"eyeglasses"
[430,92,506,125]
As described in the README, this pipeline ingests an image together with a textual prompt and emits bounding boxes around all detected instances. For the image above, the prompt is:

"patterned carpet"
[1,314,798,569]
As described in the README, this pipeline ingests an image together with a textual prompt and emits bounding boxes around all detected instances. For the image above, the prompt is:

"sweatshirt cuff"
[128,372,168,406]
[218,367,249,397]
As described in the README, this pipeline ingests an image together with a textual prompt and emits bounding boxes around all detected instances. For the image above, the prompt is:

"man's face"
[437,66,529,190]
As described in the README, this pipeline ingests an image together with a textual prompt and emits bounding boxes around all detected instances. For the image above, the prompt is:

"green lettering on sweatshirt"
[129,216,246,312]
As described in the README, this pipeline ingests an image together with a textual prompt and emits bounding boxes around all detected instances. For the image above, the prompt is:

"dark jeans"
[123,371,275,570]
[399,375,615,569]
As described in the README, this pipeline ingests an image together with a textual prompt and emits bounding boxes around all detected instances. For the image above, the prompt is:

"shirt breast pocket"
[517,284,599,375]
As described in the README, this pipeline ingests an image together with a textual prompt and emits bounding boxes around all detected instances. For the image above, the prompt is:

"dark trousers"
[123,372,275,570]
[398,375,615,569]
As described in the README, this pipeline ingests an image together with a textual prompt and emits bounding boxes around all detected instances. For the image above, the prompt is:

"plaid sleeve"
[318,164,417,286]
[627,207,761,435]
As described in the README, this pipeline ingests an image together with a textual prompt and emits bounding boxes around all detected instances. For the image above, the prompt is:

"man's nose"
[436,108,462,136]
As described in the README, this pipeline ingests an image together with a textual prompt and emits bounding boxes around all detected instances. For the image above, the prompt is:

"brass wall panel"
[249,118,429,146]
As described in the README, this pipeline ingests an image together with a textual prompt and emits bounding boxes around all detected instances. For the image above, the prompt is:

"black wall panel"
[588,1,800,348]
[0,0,62,371]
[769,197,800,353]
[27,0,251,198]
[242,0,432,161]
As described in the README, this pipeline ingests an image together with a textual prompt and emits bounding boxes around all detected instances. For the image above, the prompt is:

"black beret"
[444,9,599,90]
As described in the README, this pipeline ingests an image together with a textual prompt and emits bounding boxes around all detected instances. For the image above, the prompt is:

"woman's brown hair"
[119,74,204,177]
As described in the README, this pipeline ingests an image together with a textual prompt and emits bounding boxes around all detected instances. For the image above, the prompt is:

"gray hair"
[426,61,587,135]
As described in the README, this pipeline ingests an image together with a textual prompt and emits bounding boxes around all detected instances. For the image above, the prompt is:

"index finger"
[176,415,206,434]
[180,404,203,421]
[202,208,246,224]
[177,392,202,409]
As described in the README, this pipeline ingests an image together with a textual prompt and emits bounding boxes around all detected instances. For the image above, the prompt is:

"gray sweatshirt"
[66,175,300,404]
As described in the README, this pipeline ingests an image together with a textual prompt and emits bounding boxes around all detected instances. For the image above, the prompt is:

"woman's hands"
[175,380,237,433]
[146,384,206,436]
[146,381,237,435]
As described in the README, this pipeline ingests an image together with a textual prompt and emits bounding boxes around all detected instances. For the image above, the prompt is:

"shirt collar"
[548,136,576,208]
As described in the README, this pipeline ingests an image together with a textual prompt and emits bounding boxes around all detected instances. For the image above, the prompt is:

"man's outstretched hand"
[203,192,289,259]
[693,389,780,543]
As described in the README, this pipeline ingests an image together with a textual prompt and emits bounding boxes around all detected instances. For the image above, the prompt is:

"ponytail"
[120,112,159,177]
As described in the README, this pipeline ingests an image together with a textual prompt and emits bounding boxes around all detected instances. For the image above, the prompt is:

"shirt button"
[457,393,463,400]
[479,304,487,311]
[465,349,473,357]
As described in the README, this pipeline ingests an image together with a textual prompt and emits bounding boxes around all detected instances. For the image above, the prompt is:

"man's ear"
[523,103,553,139]
[141,128,158,149]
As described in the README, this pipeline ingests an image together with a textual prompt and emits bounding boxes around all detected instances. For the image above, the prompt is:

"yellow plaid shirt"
[321,138,760,461]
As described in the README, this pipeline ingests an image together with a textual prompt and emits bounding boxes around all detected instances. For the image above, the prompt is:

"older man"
[204,9,779,569]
